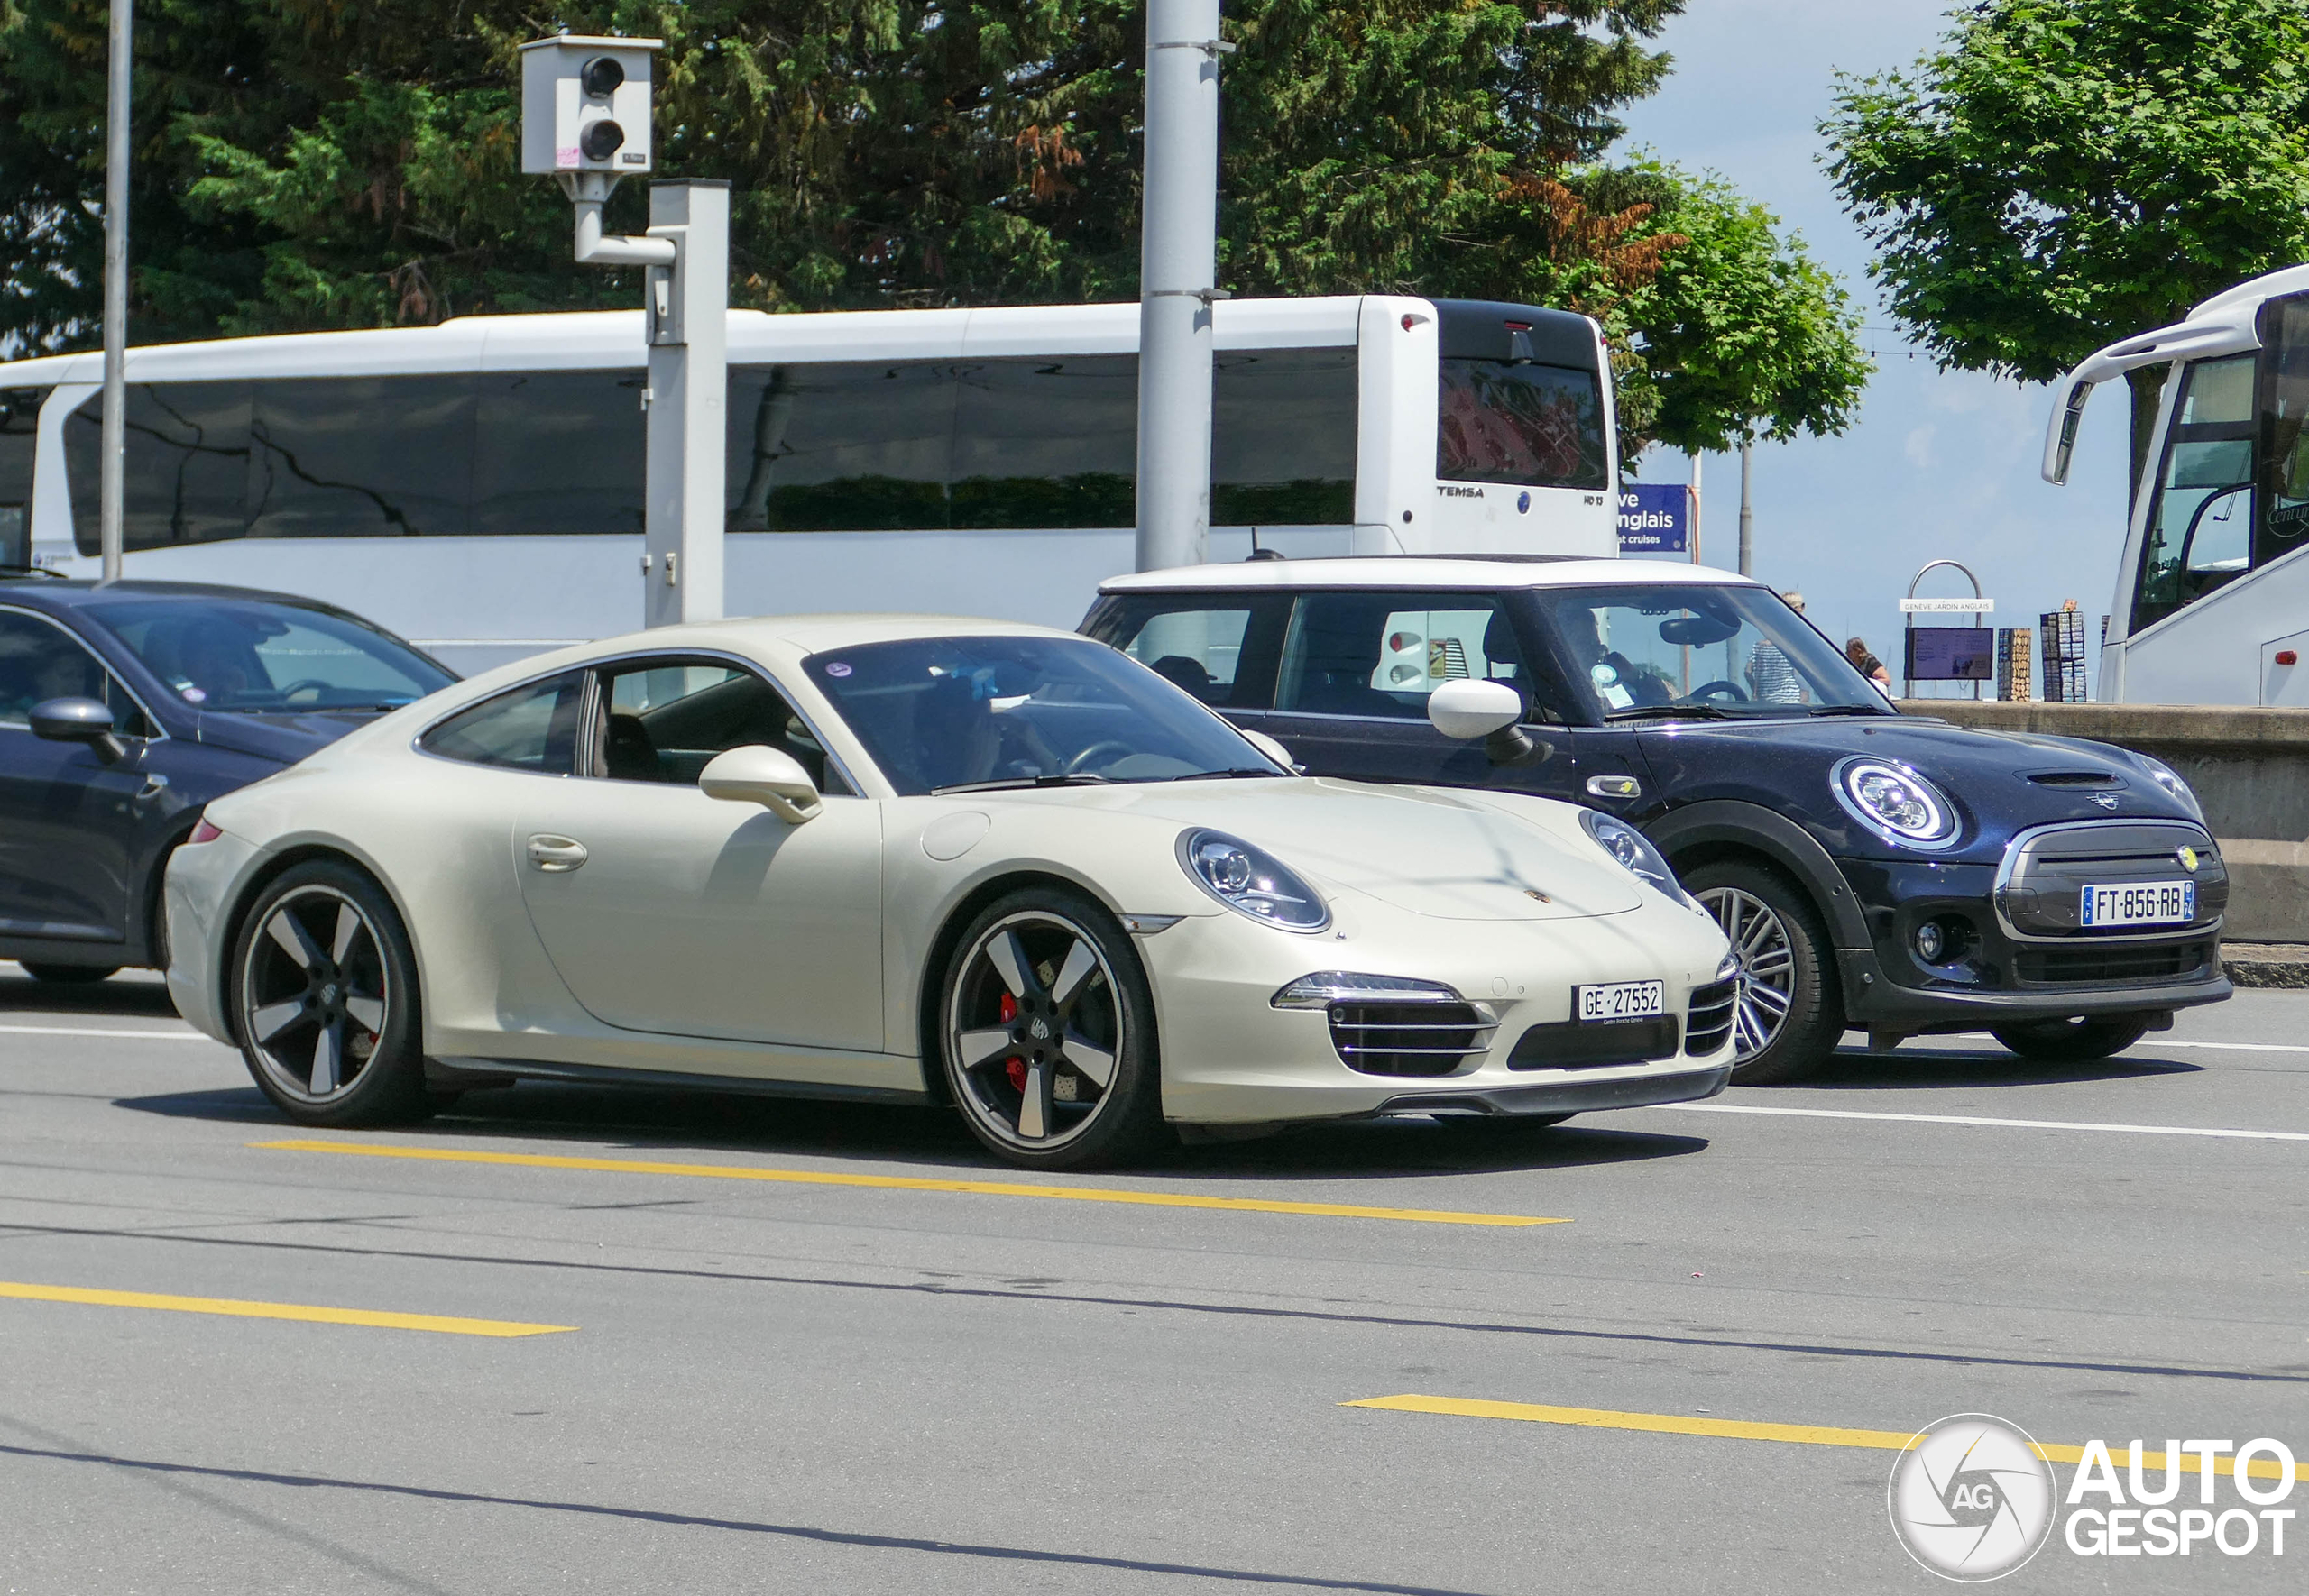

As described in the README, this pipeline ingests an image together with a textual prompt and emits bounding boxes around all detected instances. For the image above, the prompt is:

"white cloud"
[1903,425,1936,470]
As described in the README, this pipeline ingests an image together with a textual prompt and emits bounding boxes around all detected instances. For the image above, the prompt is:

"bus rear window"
[1438,360,1606,490]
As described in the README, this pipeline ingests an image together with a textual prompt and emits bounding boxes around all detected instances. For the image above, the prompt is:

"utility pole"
[1737,439,1754,579]
[98,0,133,583]
[1136,0,1230,573]
[1688,450,1702,566]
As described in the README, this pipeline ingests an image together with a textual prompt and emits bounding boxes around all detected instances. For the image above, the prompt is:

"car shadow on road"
[0,970,179,1020]
[114,1078,1709,1183]
[1783,1040,2204,1092]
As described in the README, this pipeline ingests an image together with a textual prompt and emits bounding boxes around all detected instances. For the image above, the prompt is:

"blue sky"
[1614,0,2135,691]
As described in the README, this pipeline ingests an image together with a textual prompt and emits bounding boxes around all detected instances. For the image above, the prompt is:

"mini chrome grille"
[1683,977,1738,1057]
[1329,1001,1497,1077]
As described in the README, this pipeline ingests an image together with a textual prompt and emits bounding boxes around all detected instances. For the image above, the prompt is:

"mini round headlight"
[1179,830,1329,931]
[1833,757,1958,848]
[2133,752,2204,821]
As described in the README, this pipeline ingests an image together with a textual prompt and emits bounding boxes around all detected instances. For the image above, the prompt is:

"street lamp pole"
[98,0,133,583]
[1737,439,1753,579]
[1136,0,1229,574]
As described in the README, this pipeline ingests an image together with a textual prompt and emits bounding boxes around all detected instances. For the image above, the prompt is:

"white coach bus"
[2045,263,2309,705]
[0,296,1615,673]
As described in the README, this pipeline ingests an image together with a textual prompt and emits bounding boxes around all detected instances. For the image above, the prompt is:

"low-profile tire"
[937,886,1164,1170]
[1991,1014,2153,1063]
[229,859,432,1127]
[20,963,120,984]
[1684,858,1842,1086]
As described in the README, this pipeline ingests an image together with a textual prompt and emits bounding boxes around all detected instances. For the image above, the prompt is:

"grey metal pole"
[642,180,729,628]
[1736,439,1753,578]
[1136,0,1226,574]
[98,0,133,582]
[1688,450,1702,564]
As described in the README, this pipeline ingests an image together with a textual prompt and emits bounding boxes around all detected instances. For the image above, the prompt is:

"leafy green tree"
[1822,0,2309,492]
[0,0,1865,459]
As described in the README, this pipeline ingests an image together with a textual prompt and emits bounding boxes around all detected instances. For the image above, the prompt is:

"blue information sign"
[1616,482,1691,555]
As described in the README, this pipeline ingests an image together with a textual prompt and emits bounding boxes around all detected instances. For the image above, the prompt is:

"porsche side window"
[1274,593,1532,720]
[0,610,157,737]
[592,659,850,793]
[419,672,583,774]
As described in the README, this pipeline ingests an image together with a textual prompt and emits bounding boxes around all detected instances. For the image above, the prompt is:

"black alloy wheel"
[1683,858,1843,1085]
[231,860,431,1126]
[1991,1014,2154,1063]
[20,963,120,983]
[939,888,1164,1169]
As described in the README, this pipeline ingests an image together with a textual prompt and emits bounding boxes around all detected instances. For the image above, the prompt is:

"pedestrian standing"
[1847,636,1893,695]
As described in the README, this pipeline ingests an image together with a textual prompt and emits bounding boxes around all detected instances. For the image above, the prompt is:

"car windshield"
[1532,582,1889,720]
[804,634,1283,795]
[83,598,454,713]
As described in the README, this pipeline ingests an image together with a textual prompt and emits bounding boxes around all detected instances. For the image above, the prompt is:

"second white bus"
[0,295,1617,673]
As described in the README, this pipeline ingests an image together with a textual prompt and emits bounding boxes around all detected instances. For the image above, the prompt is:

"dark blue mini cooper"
[1083,557,2231,1083]
[0,575,454,983]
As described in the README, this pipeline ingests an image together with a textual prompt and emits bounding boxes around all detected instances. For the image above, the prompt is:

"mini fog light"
[1913,922,1946,963]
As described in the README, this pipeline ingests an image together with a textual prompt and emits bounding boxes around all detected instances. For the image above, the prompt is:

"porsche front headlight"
[1178,830,1330,932]
[1579,809,1697,909]
[1832,757,1958,848]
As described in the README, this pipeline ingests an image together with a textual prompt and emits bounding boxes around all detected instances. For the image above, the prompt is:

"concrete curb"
[2222,945,2309,989]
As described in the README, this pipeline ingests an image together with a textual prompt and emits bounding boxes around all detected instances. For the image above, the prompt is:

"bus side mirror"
[30,697,126,764]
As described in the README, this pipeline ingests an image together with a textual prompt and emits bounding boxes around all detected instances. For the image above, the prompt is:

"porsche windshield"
[1532,583,1889,720]
[84,598,453,713]
[804,635,1283,795]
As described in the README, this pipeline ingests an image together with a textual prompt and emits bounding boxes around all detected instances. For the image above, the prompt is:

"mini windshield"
[86,599,453,713]
[804,635,1283,795]
[1532,583,1889,720]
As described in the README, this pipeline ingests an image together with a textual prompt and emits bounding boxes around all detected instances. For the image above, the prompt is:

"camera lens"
[580,56,625,98]
[579,119,626,161]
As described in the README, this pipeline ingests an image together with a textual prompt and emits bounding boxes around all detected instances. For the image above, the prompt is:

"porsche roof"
[1098,557,1768,594]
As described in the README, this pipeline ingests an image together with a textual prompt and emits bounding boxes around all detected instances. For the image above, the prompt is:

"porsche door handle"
[526,834,589,873]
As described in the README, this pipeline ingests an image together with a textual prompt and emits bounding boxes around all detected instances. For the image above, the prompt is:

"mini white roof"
[1099,556,1765,594]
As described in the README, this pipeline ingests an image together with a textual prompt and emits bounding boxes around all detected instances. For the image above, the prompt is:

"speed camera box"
[520,36,661,176]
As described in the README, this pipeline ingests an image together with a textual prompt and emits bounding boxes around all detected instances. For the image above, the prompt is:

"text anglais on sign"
[1616,482,1692,555]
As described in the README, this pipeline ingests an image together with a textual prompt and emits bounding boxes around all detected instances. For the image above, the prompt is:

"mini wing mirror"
[700,744,823,824]
[1238,727,1302,774]
[30,696,126,765]
[1425,678,1546,768]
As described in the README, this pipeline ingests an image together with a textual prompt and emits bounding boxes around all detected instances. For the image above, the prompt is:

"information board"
[1616,482,1691,555]
[1906,626,1994,682]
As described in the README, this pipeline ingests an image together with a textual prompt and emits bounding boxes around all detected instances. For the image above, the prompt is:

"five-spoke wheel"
[1684,858,1842,1085]
[941,891,1160,1168]
[232,861,430,1124]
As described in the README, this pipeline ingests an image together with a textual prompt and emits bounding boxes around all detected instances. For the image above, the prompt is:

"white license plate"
[1576,980,1667,1023]
[2079,880,2196,928]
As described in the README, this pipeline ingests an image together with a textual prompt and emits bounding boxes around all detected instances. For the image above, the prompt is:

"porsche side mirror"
[1425,679,1545,768]
[701,744,823,824]
[1238,727,1302,774]
[30,696,126,765]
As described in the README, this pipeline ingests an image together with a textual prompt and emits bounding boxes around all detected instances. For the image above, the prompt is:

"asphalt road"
[2,962,2303,1593]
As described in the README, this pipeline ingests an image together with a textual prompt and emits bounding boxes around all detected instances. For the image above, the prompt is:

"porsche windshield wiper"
[1168,766,1286,781]
[933,773,1112,794]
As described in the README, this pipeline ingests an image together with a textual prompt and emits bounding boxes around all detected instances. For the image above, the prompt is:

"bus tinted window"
[250,376,475,538]
[951,356,1136,529]
[474,371,646,536]
[1212,348,1357,524]
[2135,353,2258,631]
[1438,359,1606,490]
[0,388,43,567]
[67,383,255,552]
[727,362,956,530]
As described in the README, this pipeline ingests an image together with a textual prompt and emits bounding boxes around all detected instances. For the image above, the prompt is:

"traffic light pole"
[97,0,133,583]
[640,180,728,629]
[1135,0,1229,574]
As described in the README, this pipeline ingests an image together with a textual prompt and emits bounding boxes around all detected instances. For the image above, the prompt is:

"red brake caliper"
[999,993,1026,1092]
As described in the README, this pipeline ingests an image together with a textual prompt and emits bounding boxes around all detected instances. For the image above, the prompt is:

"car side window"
[419,671,584,774]
[0,609,157,737]
[1274,593,1541,720]
[1087,596,1285,709]
[590,658,852,794]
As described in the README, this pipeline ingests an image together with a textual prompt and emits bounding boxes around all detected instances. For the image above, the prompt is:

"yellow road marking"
[0,1280,573,1337]
[1344,1396,2305,1481]
[255,1139,1566,1228]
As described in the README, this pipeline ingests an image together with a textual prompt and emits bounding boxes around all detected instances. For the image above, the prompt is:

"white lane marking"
[1653,1103,2309,1142]
[2149,1039,2309,1055]
[0,1024,209,1041]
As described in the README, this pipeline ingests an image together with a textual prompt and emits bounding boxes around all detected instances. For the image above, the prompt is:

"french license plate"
[2079,880,2195,928]
[1576,980,1667,1023]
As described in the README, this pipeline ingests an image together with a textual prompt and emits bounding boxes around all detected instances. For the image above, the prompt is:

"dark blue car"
[0,575,455,983]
